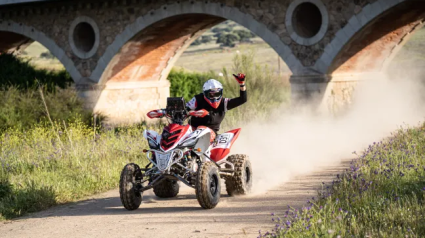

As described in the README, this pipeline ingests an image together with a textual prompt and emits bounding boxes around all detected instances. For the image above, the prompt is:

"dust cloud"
[232,69,425,194]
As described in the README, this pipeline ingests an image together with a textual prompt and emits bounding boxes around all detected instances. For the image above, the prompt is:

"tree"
[191,38,202,46]
[201,35,212,44]
[233,30,255,42]
[211,26,233,34]
[216,33,240,47]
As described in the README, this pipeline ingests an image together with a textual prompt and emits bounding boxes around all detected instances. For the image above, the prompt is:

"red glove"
[233,73,246,85]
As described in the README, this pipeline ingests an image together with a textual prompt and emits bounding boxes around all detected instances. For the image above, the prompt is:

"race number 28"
[219,135,230,144]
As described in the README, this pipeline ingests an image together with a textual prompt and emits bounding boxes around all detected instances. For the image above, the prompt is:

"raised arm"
[225,73,247,111]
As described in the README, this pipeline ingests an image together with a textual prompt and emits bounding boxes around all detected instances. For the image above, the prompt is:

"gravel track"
[0,160,350,238]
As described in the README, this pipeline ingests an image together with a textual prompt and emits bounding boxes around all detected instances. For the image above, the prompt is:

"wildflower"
[317,219,322,224]
[328,229,334,234]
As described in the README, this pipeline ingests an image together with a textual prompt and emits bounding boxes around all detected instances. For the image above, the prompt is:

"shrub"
[168,51,291,130]
[190,38,202,46]
[39,51,55,59]
[0,53,72,92]
[233,30,256,41]
[201,35,213,44]
[0,87,92,132]
[0,122,152,220]
[266,126,425,237]
[216,33,240,47]
[168,69,217,102]
[220,51,290,129]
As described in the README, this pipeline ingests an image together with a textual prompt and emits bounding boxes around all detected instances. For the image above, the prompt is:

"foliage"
[0,87,93,132]
[200,35,213,44]
[211,26,233,34]
[168,69,217,102]
[264,126,425,238]
[191,38,202,46]
[234,30,256,41]
[220,51,290,130]
[0,53,72,92]
[168,51,290,131]
[216,33,240,47]
[0,50,290,220]
[39,51,55,59]
[0,122,154,220]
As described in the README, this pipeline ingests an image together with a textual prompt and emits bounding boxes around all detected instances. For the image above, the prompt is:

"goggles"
[208,90,222,99]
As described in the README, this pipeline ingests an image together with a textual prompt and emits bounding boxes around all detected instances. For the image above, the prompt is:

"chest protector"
[190,93,225,132]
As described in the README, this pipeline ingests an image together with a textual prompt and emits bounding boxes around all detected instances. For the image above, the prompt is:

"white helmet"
[203,79,223,109]
[203,79,223,91]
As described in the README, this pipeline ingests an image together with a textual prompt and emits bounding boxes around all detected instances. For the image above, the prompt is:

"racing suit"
[186,75,247,133]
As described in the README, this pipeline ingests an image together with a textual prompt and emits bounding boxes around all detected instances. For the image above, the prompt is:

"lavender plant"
[262,125,425,237]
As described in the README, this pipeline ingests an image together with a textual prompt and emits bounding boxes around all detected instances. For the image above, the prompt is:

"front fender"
[143,130,161,145]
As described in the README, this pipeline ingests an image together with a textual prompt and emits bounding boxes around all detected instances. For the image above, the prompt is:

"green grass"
[0,87,93,132]
[265,125,425,238]
[0,49,290,220]
[0,122,153,220]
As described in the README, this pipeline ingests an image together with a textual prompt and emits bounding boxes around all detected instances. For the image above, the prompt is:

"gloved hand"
[233,73,246,85]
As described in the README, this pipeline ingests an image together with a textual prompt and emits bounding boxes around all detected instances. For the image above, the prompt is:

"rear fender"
[210,128,241,162]
[180,126,214,146]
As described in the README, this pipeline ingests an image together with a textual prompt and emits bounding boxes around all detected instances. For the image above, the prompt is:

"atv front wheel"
[119,163,142,210]
[153,179,179,198]
[195,161,221,209]
[225,154,252,196]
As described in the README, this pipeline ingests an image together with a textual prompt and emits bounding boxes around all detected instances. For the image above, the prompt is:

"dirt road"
[0,160,349,238]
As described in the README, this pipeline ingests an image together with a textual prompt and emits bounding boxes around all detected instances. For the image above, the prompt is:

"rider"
[186,73,247,133]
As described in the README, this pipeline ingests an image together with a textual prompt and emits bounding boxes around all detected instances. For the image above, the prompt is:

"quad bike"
[119,97,252,210]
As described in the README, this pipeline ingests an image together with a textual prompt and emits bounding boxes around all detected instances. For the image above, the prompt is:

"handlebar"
[146,109,209,122]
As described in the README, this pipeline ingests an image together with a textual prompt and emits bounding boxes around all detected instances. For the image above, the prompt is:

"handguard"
[189,109,209,118]
[147,109,165,119]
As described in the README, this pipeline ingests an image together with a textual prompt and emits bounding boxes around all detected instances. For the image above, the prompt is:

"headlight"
[180,138,197,147]
[148,139,159,149]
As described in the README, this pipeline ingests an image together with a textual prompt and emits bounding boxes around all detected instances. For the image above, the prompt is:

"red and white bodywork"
[143,124,241,173]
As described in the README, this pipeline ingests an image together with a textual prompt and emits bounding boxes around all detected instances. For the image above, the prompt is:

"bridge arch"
[0,20,82,82]
[90,1,303,85]
[313,0,425,75]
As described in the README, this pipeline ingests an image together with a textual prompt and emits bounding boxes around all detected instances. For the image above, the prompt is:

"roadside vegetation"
[262,126,425,237]
[3,20,425,228]
[0,50,288,220]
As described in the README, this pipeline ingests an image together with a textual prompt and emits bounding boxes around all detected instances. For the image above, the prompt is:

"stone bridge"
[1,0,424,122]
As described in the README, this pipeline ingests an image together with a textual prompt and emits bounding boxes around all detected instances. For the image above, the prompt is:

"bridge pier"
[77,80,170,123]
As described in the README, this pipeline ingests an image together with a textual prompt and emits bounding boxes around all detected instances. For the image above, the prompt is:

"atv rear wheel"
[153,179,179,198]
[195,161,221,209]
[225,154,252,196]
[119,163,142,210]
